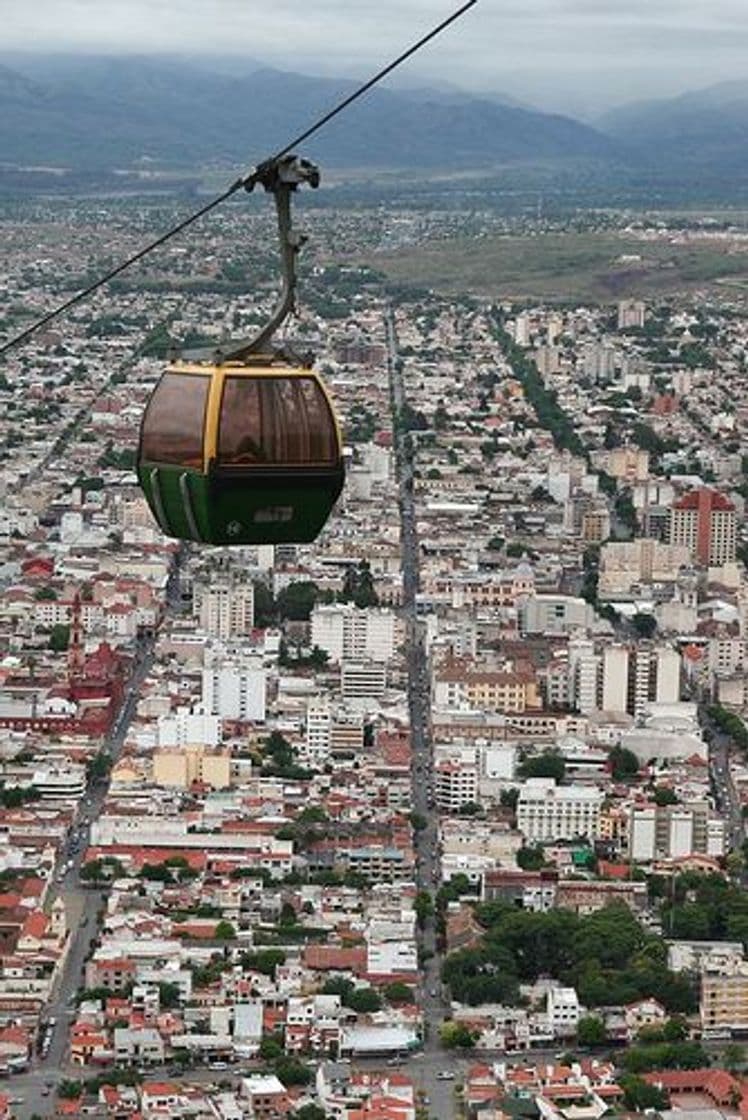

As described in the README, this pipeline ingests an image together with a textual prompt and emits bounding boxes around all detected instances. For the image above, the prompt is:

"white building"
[311,604,396,664]
[520,595,593,636]
[517,779,603,843]
[341,662,387,701]
[435,760,478,813]
[157,708,221,748]
[306,699,332,765]
[547,986,580,1038]
[202,656,266,722]
[628,800,726,861]
[601,643,681,717]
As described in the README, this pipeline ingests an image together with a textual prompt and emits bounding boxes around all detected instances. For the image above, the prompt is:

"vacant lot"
[365,231,748,302]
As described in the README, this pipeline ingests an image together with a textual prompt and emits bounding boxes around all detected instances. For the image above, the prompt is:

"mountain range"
[0,54,746,184]
[0,54,616,171]
[598,80,748,176]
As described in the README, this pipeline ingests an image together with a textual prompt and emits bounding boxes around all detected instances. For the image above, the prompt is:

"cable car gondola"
[137,156,344,546]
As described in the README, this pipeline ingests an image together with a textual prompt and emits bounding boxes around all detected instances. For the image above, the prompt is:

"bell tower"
[67,590,85,683]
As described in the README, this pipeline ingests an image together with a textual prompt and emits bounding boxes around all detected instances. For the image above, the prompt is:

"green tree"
[440,1021,477,1049]
[384,981,414,1004]
[517,749,565,782]
[291,1106,327,1120]
[516,846,546,871]
[214,920,236,941]
[157,982,181,1009]
[577,1015,607,1047]
[632,613,657,638]
[34,585,57,601]
[654,787,679,806]
[49,623,70,652]
[620,1074,669,1111]
[610,745,639,780]
[57,1080,83,1099]
[346,987,382,1014]
[274,1056,312,1086]
[276,581,320,622]
[723,1043,745,1072]
[259,1035,285,1061]
[415,890,434,929]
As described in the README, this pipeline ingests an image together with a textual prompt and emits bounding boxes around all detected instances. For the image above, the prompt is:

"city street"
[11,639,157,1120]
[387,307,454,1118]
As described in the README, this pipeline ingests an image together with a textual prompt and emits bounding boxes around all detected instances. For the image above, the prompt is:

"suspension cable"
[0,0,477,359]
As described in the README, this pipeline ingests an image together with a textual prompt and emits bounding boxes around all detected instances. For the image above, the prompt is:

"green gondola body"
[137,462,344,546]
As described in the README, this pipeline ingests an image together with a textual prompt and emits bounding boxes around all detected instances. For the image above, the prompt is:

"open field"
[365,231,748,303]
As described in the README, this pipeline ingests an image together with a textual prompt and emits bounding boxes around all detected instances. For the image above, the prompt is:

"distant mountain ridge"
[0,53,618,171]
[597,80,748,175]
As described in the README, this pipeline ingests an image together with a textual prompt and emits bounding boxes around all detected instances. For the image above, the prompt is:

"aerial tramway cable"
[0,0,478,359]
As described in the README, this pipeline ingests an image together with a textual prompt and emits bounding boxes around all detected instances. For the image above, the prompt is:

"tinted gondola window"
[218,376,338,466]
[218,377,265,464]
[141,372,208,467]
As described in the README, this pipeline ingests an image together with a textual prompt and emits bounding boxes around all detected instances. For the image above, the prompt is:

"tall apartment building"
[310,604,396,664]
[202,650,266,722]
[583,342,616,383]
[601,643,680,717]
[628,800,726,861]
[303,700,365,766]
[517,778,603,843]
[435,759,478,813]
[668,488,737,567]
[193,578,254,638]
[568,639,600,715]
[617,299,646,329]
[701,963,748,1033]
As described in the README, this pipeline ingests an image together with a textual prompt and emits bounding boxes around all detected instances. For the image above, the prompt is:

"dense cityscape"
[3,187,748,1120]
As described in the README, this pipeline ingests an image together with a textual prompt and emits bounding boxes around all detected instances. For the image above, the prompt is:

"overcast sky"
[4,0,748,115]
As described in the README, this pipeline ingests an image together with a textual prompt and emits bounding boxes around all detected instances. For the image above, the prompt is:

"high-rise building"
[668,488,737,567]
[311,604,396,664]
[628,800,725,861]
[617,299,646,329]
[601,643,680,717]
[202,647,266,721]
[193,578,254,638]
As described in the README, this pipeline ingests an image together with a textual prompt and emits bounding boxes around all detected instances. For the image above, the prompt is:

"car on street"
[437,1070,456,1080]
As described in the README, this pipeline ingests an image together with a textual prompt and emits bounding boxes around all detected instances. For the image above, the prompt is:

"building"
[598,538,691,597]
[701,962,748,1033]
[194,577,254,638]
[341,661,387,701]
[517,779,603,843]
[435,759,478,813]
[547,986,580,1038]
[628,800,726,861]
[202,655,266,722]
[618,300,645,329]
[601,643,680,717]
[434,658,540,714]
[519,595,593,636]
[310,604,396,664]
[607,446,650,483]
[152,745,231,790]
[668,488,737,567]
